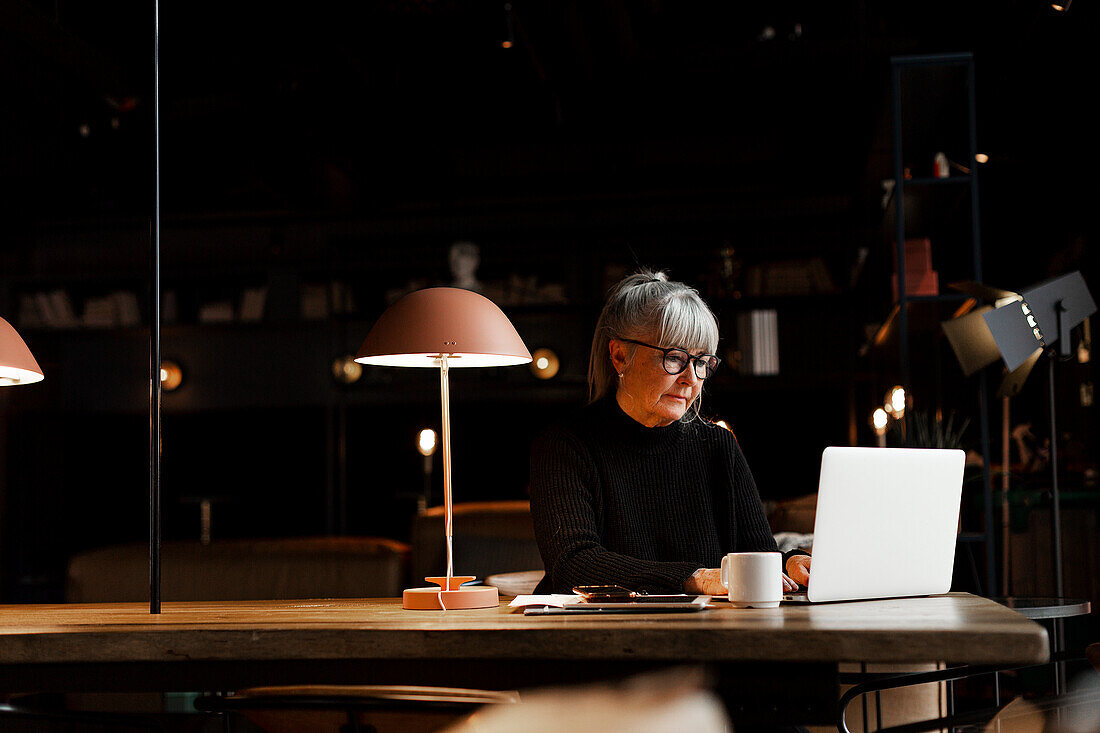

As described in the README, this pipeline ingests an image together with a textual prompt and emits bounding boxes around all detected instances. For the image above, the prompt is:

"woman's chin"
[656,399,688,421]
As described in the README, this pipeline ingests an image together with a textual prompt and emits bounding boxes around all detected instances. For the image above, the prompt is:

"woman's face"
[610,334,705,428]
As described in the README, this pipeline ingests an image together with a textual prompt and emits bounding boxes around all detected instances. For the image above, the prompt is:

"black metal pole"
[977,370,994,595]
[149,0,162,614]
[966,56,996,595]
[1047,351,1064,599]
[891,61,910,445]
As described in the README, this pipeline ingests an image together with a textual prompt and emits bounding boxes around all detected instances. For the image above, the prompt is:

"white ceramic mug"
[720,552,782,608]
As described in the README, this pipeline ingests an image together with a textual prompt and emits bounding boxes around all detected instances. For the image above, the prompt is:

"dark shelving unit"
[891,52,996,595]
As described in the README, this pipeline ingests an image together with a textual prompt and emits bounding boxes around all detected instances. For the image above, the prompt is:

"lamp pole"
[1047,351,1064,599]
[149,0,162,615]
[439,354,454,583]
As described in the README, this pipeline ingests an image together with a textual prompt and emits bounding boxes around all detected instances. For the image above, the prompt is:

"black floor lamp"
[943,271,1096,599]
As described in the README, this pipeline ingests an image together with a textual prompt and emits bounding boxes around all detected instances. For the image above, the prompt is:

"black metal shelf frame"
[891,52,996,595]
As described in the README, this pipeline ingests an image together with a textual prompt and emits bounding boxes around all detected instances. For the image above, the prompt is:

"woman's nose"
[679,364,701,384]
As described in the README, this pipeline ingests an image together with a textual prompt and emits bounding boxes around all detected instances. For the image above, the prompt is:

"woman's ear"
[609,339,629,376]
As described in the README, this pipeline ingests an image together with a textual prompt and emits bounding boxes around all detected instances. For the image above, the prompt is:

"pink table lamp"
[0,317,44,386]
[355,288,531,609]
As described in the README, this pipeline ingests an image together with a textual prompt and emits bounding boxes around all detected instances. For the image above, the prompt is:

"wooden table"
[0,593,1049,723]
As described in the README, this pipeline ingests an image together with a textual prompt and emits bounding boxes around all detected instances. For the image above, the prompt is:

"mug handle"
[720,554,729,588]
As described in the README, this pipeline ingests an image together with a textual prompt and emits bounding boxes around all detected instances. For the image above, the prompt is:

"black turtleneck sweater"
[530,397,791,594]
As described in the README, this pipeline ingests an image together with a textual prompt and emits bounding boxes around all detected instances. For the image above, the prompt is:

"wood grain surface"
[0,593,1047,667]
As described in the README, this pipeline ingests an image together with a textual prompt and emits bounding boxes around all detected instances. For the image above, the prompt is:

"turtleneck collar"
[596,396,686,452]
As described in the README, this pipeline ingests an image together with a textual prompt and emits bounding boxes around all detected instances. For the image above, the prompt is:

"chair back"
[66,537,409,602]
[409,501,542,585]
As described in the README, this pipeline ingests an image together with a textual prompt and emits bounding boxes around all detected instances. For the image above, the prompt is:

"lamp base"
[402,575,499,610]
[403,586,499,610]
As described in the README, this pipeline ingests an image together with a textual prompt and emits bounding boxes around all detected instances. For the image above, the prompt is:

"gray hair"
[588,269,719,421]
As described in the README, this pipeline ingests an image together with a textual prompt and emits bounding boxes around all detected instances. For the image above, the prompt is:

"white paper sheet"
[508,594,581,608]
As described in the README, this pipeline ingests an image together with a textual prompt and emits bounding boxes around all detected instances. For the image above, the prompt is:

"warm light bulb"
[886,386,907,417]
[331,355,363,384]
[417,429,437,457]
[975,153,989,164]
[872,408,889,433]
[530,348,560,379]
[890,388,905,412]
[160,360,183,391]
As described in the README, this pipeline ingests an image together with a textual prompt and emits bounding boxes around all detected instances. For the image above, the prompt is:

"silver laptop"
[784,446,965,603]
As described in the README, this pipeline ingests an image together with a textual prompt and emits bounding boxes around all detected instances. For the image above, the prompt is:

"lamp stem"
[1047,351,1064,598]
[440,354,454,583]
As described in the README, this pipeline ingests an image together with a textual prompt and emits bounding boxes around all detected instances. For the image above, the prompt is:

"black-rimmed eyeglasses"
[620,339,721,379]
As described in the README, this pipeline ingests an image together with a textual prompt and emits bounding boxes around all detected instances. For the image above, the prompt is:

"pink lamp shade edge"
[0,317,44,385]
[355,288,531,367]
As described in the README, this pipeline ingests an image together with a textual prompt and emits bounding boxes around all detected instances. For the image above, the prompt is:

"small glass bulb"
[418,429,437,457]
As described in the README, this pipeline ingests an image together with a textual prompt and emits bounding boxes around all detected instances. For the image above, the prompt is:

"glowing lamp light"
[714,419,733,432]
[417,428,437,457]
[331,355,363,384]
[530,348,560,379]
[159,360,183,391]
[884,386,907,417]
[871,407,890,447]
[872,408,889,434]
[975,153,990,164]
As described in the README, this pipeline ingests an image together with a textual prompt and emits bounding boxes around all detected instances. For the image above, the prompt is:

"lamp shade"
[355,288,531,367]
[0,317,44,386]
[943,274,1096,399]
[1020,271,1097,354]
[942,305,1002,377]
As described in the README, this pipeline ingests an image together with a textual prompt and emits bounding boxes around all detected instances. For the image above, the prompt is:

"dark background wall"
[0,0,1095,601]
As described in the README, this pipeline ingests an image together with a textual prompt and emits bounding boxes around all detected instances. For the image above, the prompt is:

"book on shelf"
[114,291,141,326]
[24,290,77,328]
[198,301,235,323]
[737,309,780,376]
[239,287,267,322]
[82,295,117,327]
[49,290,78,327]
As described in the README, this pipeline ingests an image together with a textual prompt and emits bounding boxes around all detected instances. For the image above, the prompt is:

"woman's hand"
[682,568,726,595]
[786,554,812,587]
[685,568,800,594]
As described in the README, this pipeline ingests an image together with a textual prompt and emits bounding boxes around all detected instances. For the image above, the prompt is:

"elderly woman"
[530,270,811,596]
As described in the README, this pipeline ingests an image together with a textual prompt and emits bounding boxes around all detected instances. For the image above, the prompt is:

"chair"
[66,536,410,602]
[409,500,543,586]
[767,493,818,535]
[484,570,545,596]
[196,685,520,733]
[442,667,729,733]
